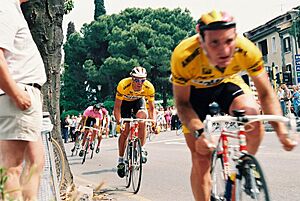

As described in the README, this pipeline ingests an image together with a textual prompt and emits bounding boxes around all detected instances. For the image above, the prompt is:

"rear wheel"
[235,154,270,201]
[125,141,132,188]
[131,138,143,194]
[210,150,228,201]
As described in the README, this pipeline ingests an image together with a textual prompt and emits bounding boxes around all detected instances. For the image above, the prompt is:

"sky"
[63,0,300,35]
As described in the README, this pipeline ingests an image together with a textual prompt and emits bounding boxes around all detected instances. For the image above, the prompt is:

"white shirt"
[0,0,46,94]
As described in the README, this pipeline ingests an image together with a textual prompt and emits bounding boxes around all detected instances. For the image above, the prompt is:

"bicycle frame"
[207,114,298,201]
[120,118,154,194]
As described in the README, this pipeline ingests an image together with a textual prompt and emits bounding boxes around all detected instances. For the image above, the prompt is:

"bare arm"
[0,49,31,110]
[113,98,122,124]
[252,71,295,150]
[147,100,156,121]
[173,84,203,133]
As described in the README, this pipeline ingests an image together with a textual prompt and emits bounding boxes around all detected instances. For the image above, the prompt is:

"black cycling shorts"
[121,98,146,118]
[84,117,97,127]
[190,82,245,121]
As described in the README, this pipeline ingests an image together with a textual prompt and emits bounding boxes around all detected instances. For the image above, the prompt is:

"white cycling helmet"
[130,66,147,78]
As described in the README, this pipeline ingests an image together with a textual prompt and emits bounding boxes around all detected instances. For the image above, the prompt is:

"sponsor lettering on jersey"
[191,77,224,87]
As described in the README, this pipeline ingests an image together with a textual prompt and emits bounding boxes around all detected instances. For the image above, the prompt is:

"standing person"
[110,111,118,137]
[277,86,286,115]
[170,10,296,201]
[0,0,47,200]
[62,115,70,143]
[281,83,292,116]
[292,85,300,117]
[113,66,157,178]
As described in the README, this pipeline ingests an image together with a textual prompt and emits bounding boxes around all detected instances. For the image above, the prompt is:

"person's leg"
[229,94,263,155]
[136,110,147,146]
[184,133,211,201]
[118,124,130,157]
[21,136,45,201]
[0,140,28,200]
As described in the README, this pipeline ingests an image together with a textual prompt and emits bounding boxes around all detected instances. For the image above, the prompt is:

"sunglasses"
[133,78,146,83]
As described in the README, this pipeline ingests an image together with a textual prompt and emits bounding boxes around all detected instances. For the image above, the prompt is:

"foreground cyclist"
[114,66,157,178]
[170,10,297,201]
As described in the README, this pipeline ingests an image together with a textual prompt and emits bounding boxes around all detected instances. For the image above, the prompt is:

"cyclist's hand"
[278,133,298,151]
[195,135,215,156]
[152,125,161,134]
[116,124,122,133]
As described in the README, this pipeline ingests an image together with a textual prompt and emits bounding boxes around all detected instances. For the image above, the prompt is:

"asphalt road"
[64,130,300,201]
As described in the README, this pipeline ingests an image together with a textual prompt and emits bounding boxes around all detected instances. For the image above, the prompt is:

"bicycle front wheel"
[210,150,228,201]
[131,138,143,194]
[125,141,132,188]
[235,154,270,201]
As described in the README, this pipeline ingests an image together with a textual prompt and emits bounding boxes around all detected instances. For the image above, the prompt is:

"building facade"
[244,6,300,88]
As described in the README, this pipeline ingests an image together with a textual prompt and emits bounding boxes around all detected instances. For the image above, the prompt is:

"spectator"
[281,83,292,116]
[61,115,70,143]
[110,111,117,137]
[0,0,47,200]
[277,86,286,115]
[292,85,300,117]
[70,115,77,142]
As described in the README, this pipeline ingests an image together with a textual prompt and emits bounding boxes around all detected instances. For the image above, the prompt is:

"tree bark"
[21,0,73,192]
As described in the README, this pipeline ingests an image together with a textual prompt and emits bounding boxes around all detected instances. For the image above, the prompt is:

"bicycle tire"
[131,138,143,194]
[235,154,270,201]
[51,139,65,189]
[82,140,89,164]
[125,141,132,188]
[210,149,228,201]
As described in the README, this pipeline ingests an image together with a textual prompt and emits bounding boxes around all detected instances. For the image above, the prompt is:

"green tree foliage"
[94,0,106,20]
[62,7,196,111]
[64,0,74,14]
[66,21,75,39]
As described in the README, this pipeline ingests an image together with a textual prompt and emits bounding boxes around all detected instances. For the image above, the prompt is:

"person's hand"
[12,87,31,111]
[195,135,215,156]
[278,133,298,151]
[116,124,123,133]
[152,125,161,134]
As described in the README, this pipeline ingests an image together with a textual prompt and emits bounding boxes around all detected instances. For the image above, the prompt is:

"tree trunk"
[21,0,73,192]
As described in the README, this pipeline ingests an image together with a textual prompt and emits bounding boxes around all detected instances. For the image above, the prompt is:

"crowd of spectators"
[277,83,300,117]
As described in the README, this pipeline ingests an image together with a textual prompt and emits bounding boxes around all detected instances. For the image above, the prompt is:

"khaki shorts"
[0,84,43,141]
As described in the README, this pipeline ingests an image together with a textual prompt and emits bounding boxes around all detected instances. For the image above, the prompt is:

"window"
[286,64,292,72]
[283,37,291,52]
[258,39,268,56]
[271,37,276,53]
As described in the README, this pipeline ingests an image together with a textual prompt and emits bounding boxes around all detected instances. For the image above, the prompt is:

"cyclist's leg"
[227,86,263,155]
[137,110,147,146]
[134,98,148,146]
[185,133,211,201]
[118,123,130,158]
[81,130,88,147]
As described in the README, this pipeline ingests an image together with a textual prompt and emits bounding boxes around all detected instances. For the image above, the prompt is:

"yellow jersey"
[116,77,155,102]
[171,34,265,89]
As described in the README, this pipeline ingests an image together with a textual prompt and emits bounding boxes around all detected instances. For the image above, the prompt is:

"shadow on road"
[82,168,116,175]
